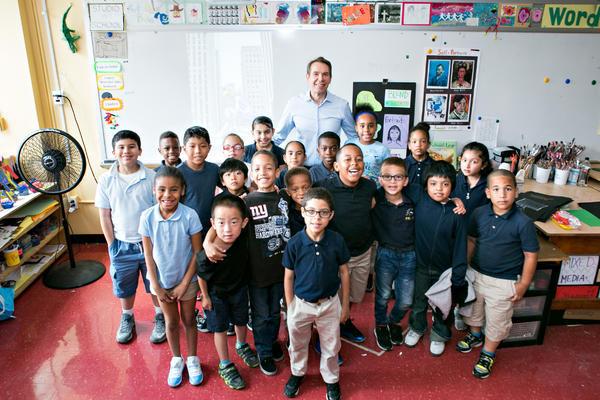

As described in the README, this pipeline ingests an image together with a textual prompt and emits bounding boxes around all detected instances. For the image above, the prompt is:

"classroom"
[1,1,600,399]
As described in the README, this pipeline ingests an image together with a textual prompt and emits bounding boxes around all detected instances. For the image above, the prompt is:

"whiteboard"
[93,29,600,163]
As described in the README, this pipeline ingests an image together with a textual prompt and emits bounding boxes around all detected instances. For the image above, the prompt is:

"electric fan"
[17,128,105,289]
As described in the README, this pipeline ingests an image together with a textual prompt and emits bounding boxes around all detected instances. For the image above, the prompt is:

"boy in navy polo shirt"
[371,157,416,351]
[404,160,468,357]
[456,170,539,379]
[283,188,350,400]
[309,132,340,184]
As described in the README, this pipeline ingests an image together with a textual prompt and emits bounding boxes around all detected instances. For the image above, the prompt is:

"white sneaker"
[168,357,184,387]
[404,329,423,347]
[430,340,446,357]
[187,356,204,386]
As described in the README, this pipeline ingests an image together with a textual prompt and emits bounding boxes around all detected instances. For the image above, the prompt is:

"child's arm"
[172,232,203,300]
[198,277,212,311]
[203,227,227,262]
[284,268,295,308]
[339,263,350,323]
[451,197,466,215]
[511,251,538,302]
[98,208,115,245]
[467,236,477,264]
[142,236,172,303]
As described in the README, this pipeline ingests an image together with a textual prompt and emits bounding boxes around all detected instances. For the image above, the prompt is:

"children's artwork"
[325,3,348,24]
[342,4,371,25]
[376,3,402,24]
[382,114,409,150]
[124,0,158,27]
[384,89,411,108]
[471,2,498,27]
[530,4,544,28]
[241,3,272,24]
[92,32,128,59]
[423,94,448,122]
[209,5,240,25]
[448,94,471,121]
[450,60,475,89]
[168,1,186,24]
[426,59,450,89]
[500,3,517,26]
[514,4,532,28]
[430,2,474,26]
[356,90,383,111]
[429,140,457,167]
[185,2,204,24]
[402,2,431,25]
[272,2,311,24]
[559,256,599,286]
[311,1,325,24]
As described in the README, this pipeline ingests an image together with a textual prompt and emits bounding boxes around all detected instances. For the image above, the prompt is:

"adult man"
[428,63,448,87]
[274,57,357,166]
[449,95,469,120]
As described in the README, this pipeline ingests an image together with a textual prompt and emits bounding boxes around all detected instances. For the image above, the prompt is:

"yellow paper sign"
[97,73,124,90]
[542,4,600,29]
[101,98,123,111]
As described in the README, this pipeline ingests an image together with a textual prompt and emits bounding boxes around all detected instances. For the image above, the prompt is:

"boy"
[218,158,249,198]
[197,195,260,390]
[317,144,376,343]
[456,170,539,379]
[178,126,220,236]
[95,130,165,344]
[310,132,340,184]
[404,161,468,356]
[283,188,350,400]
[283,167,312,236]
[371,158,415,351]
[276,141,307,189]
[155,131,182,172]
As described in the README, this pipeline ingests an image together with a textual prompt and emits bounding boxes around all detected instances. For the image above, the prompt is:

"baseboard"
[71,234,105,244]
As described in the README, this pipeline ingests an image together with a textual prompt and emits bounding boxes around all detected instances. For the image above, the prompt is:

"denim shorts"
[108,238,151,298]
[205,285,249,333]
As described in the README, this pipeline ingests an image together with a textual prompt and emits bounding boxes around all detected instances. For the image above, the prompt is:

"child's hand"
[201,295,212,311]
[205,241,226,263]
[171,281,189,301]
[154,286,173,303]
[452,198,466,215]
[511,281,529,302]
[340,304,350,324]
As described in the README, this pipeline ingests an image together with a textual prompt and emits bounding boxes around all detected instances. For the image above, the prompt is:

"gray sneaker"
[116,313,135,344]
[150,313,167,344]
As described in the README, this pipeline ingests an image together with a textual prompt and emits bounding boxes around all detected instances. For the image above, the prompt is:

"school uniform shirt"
[405,154,433,186]
[316,173,376,257]
[139,203,202,289]
[280,191,305,236]
[244,142,285,167]
[154,159,183,172]
[214,186,249,200]
[196,229,250,297]
[346,139,391,183]
[283,229,350,302]
[245,191,292,287]
[274,90,357,166]
[413,189,468,287]
[469,204,540,280]
[452,172,490,221]
[309,162,335,184]
[275,166,288,189]
[371,188,415,251]
[95,161,155,243]
[178,161,220,236]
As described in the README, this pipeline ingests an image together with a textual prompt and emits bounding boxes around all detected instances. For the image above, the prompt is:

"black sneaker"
[227,323,235,336]
[259,356,277,376]
[456,331,484,353]
[284,374,303,398]
[473,352,495,379]
[195,309,209,333]
[272,341,284,361]
[374,325,392,351]
[326,382,341,400]
[388,323,404,346]
[366,274,374,292]
[340,319,365,343]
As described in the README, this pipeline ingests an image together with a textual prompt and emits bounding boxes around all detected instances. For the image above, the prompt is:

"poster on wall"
[352,82,416,157]
[421,48,479,129]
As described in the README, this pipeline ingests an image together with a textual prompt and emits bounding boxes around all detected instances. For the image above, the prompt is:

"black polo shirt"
[316,174,377,256]
[283,229,350,302]
[244,142,285,167]
[372,188,415,251]
[405,154,433,186]
[469,204,540,280]
[451,172,490,222]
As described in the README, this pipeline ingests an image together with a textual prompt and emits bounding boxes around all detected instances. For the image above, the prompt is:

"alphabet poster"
[422,48,479,129]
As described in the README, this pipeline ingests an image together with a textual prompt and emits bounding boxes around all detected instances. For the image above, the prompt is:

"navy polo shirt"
[405,154,433,186]
[372,188,415,251]
[309,162,335,184]
[452,172,490,222]
[178,161,220,236]
[469,204,540,280]
[244,142,285,167]
[283,229,351,302]
[316,173,377,256]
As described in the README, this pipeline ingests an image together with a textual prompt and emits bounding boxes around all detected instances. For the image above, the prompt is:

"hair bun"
[415,122,430,133]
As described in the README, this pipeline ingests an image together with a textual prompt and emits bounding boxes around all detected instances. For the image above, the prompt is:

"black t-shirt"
[245,191,291,287]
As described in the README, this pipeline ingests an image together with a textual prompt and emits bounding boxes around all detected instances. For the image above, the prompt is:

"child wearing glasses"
[282,187,350,400]
[371,157,416,351]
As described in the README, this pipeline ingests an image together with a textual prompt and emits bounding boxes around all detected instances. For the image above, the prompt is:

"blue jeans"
[374,247,416,326]
[249,282,283,359]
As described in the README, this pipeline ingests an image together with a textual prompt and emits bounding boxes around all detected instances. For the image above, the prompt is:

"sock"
[471,331,482,338]
[154,306,163,315]
[482,349,496,358]
[122,308,133,316]
[219,359,231,368]
[235,341,246,350]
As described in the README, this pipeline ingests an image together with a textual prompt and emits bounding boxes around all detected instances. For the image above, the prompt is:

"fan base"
[43,260,106,289]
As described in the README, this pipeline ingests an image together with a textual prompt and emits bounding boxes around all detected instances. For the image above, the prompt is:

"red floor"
[1,243,599,400]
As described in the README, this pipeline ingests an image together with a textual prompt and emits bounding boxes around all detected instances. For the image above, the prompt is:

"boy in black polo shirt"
[456,170,539,379]
[283,188,350,400]
[372,157,416,351]
[197,195,259,390]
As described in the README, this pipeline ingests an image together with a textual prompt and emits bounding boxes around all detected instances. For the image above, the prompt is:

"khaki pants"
[347,247,373,304]
[287,295,341,384]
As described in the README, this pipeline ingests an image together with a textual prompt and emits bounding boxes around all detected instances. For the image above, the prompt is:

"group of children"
[95,106,539,399]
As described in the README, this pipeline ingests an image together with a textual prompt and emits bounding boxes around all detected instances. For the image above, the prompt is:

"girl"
[346,106,390,183]
[276,141,307,188]
[406,122,433,186]
[243,116,285,167]
[139,167,203,387]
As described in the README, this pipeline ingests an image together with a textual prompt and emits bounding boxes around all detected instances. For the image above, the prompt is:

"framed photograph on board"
[426,59,450,89]
[402,2,431,26]
[376,3,402,24]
